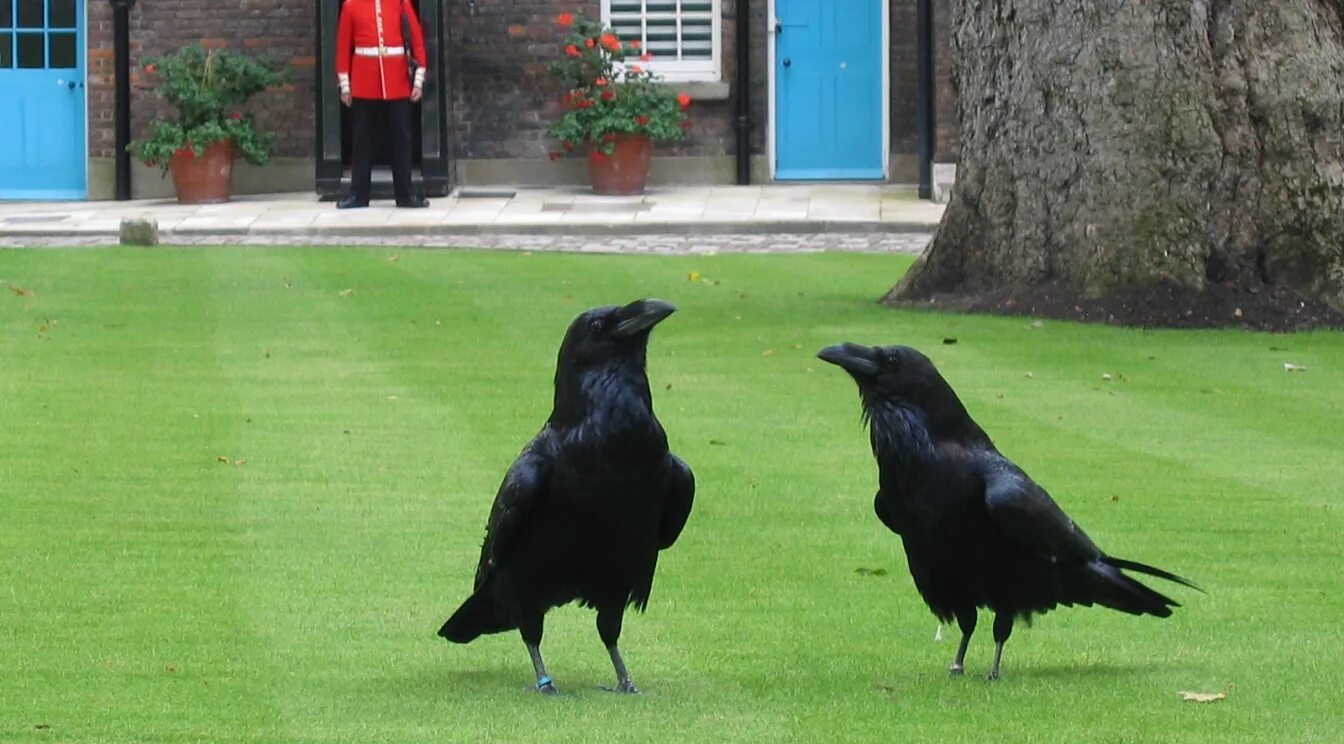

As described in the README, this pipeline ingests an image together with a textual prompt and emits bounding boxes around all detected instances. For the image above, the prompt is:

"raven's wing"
[982,457,1102,563]
[656,453,695,550]
[472,433,553,589]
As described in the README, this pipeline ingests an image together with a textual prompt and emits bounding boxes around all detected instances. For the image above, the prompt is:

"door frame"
[767,0,889,181]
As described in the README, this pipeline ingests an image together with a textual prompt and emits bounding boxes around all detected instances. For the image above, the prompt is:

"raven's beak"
[817,342,880,377]
[614,299,677,337]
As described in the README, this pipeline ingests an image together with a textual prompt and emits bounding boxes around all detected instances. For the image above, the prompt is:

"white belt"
[354,45,405,57]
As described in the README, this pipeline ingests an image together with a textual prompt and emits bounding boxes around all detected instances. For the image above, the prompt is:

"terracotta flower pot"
[587,134,653,195]
[169,140,238,204]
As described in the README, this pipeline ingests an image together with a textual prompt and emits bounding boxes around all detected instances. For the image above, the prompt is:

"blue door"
[0,0,86,199]
[775,0,882,180]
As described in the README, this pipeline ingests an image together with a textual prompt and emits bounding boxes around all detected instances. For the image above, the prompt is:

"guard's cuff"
[413,68,425,88]
[337,73,350,93]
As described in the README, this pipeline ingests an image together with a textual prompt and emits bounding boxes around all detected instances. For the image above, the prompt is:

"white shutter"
[604,0,720,81]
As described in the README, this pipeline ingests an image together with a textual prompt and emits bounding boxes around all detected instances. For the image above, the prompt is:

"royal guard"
[335,0,430,208]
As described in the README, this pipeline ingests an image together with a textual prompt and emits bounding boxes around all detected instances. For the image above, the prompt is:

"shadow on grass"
[1008,660,1164,680]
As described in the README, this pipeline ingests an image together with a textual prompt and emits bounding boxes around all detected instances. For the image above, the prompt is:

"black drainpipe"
[915,0,934,199]
[110,0,137,200]
[733,0,751,185]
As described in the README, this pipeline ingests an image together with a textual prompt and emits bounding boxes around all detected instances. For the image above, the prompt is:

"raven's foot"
[535,676,559,695]
[948,663,965,676]
[599,679,641,694]
[985,670,1000,682]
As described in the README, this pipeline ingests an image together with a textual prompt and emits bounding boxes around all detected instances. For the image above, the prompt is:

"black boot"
[336,196,368,209]
[396,195,430,208]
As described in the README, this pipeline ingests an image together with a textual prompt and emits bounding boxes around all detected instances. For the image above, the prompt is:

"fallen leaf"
[387,395,399,401]
[283,277,292,288]
[708,439,726,446]
[1178,690,1227,703]
[943,337,958,345]
[1284,362,1307,372]
[855,567,888,577]
[164,665,176,673]
[34,724,51,730]
[1029,320,1044,329]
[1101,373,1113,381]
[761,349,775,357]
[665,383,673,391]
[871,681,895,692]
[233,459,246,466]
[216,456,229,463]
[387,254,400,263]
[1024,372,1034,379]
[11,286,34,297]
[687,271,701,282]
[1108,495,1120,502]
[339,288,354,297]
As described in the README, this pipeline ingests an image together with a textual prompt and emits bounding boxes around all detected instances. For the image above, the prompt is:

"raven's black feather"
[819,342,1199,679]
[439,299,693,694]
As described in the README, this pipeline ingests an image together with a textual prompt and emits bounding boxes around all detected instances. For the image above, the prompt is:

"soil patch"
[889,280,1344,332]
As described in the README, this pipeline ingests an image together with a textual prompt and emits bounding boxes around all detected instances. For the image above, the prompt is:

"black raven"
[439,299,694,695]
[818,342,1199,680]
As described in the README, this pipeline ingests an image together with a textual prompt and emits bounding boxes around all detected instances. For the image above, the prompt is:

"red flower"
[548,151,561,161]
[144,63,156,73]
[595,77,608,87]
[577,99,595,109]
[635,115,650,126]
[601,90,615,101]
[555,12,574,27]
[562,140,575,151]
[565,44,580,58]
[602,133,616,143]
[640,52,653,62]
[677,92,692,110]
[591,151,607,162]
[229,112,242,120]
[629,65,642,74]
[584,37,596,49]
[561,91,573,106]
[600,33,620,51]
[630,40,642,49]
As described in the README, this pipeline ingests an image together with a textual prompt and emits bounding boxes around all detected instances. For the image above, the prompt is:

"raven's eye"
[587,318,604,333]
[885,350,901,366]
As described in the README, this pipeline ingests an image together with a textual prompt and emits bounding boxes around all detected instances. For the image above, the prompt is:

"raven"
[439,299,694,695]
[818,342,1199,680]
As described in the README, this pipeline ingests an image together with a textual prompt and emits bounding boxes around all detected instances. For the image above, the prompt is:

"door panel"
[0,0,85,199]
[775,0,882,180]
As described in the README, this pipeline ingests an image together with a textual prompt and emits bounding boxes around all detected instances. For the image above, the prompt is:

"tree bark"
[887,0,1344,321]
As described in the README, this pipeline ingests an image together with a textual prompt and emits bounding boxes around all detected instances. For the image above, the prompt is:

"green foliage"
[128,45,290,174]
[546,12,692,156]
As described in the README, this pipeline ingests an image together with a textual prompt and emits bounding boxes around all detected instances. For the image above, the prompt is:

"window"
[603,0,720,82]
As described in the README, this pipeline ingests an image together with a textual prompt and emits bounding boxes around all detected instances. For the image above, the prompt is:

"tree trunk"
[888,0,1344,327]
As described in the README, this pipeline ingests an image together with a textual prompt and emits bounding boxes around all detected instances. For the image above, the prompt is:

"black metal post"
[733,0,751,185]
[110,0,137,200]
[915,0,935,199]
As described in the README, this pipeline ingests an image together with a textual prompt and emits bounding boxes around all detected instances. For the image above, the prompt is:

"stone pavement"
[0,184,941,253]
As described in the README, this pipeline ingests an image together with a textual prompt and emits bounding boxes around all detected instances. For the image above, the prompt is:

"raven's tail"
[438,592,514,643]
[1079,557,1201,618]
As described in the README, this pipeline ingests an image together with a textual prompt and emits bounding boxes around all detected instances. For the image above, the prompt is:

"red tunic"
[336,0,428,100]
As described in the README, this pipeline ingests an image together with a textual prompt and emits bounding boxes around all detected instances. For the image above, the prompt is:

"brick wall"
[84,0,957,180]
[87,1,318,160]
[444,0,734,160]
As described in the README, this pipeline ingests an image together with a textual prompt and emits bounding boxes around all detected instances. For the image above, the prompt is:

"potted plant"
[547,12,692,195]
[129,45,289,204]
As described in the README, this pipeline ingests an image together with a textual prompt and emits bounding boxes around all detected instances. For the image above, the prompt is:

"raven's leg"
[596,606,639,693]
[949,610,977,676]
[988,612,1014,681]
[519,611,557,694]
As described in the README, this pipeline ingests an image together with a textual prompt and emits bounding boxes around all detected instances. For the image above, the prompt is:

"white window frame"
[601,0,722,82]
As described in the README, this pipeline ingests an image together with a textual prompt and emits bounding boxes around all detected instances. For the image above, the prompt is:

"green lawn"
[2,247,1341,743]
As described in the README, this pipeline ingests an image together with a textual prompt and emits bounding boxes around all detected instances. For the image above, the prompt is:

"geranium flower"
[630,40,642,49]
[585,38,596,48]
[556,12,574,27]
[549,151,561,161]
[635,115,650,126]
[601,90,615,101]
[229,112,242,120]
[640,52,653,62]
[600,33,620,51]
[630,65,642,74]
[595,77,608,87]
[677,92,692,110]
[144,63,156,73]
[592,151,608,161]
[565,44,580,58]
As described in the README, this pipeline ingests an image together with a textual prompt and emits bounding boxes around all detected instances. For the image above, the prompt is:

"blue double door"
[775,0,883,180]
[0,0,86,199]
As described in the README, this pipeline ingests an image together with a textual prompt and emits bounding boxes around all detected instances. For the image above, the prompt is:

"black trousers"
[349,98,417,204]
